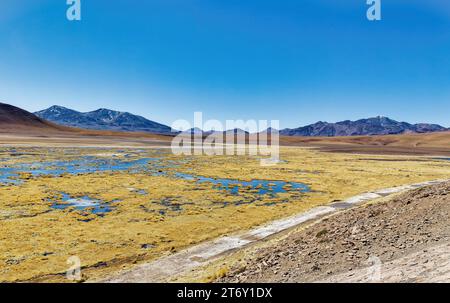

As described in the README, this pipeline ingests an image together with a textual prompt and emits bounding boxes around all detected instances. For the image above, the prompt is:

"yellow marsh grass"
[0,147,449,282]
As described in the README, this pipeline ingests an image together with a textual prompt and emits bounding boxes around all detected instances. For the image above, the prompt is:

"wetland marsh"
[0,146,449,282]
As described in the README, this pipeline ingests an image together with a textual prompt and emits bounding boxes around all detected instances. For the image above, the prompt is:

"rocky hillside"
[280,116,446,137]
[218,180,450,283]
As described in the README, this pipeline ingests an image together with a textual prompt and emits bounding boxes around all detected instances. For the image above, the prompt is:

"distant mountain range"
[184,117,447,137]
[280,116,447,137]
[35,106,172,134]
[2,104,442,137]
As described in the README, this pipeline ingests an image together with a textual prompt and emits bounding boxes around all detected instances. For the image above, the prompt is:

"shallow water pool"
[175,173,310,196]
[0,157,158,185]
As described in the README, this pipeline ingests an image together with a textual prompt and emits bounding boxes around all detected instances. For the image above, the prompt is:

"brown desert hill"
[0,102,66,131]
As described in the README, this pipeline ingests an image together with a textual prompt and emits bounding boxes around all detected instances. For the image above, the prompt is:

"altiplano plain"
[1,0,449,287]
[1,140,449,282]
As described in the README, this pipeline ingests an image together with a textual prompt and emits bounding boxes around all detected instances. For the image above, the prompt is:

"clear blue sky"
[0,0,449,128]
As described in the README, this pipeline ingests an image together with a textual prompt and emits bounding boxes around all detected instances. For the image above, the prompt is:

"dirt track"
[218,182,450,283]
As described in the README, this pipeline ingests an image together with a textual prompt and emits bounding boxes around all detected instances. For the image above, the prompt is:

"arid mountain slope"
[218,181,450,283]
[0,103,171,141]
[0,102,62,131]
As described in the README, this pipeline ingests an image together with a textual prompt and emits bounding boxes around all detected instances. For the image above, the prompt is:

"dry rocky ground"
[218,182,450,283]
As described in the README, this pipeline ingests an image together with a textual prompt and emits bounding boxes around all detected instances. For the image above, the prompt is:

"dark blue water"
[0,157,157,185]
[2,155,310,215]
[175,173,310,196]
[1,155,310,196]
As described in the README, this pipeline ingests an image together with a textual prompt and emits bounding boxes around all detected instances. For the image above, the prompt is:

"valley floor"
[0,135,449,283]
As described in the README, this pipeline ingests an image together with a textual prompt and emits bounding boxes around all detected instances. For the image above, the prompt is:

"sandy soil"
[280,131,450,156]
[0,132,172,147]
[217,181,450,283]
[2,130,450,156]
